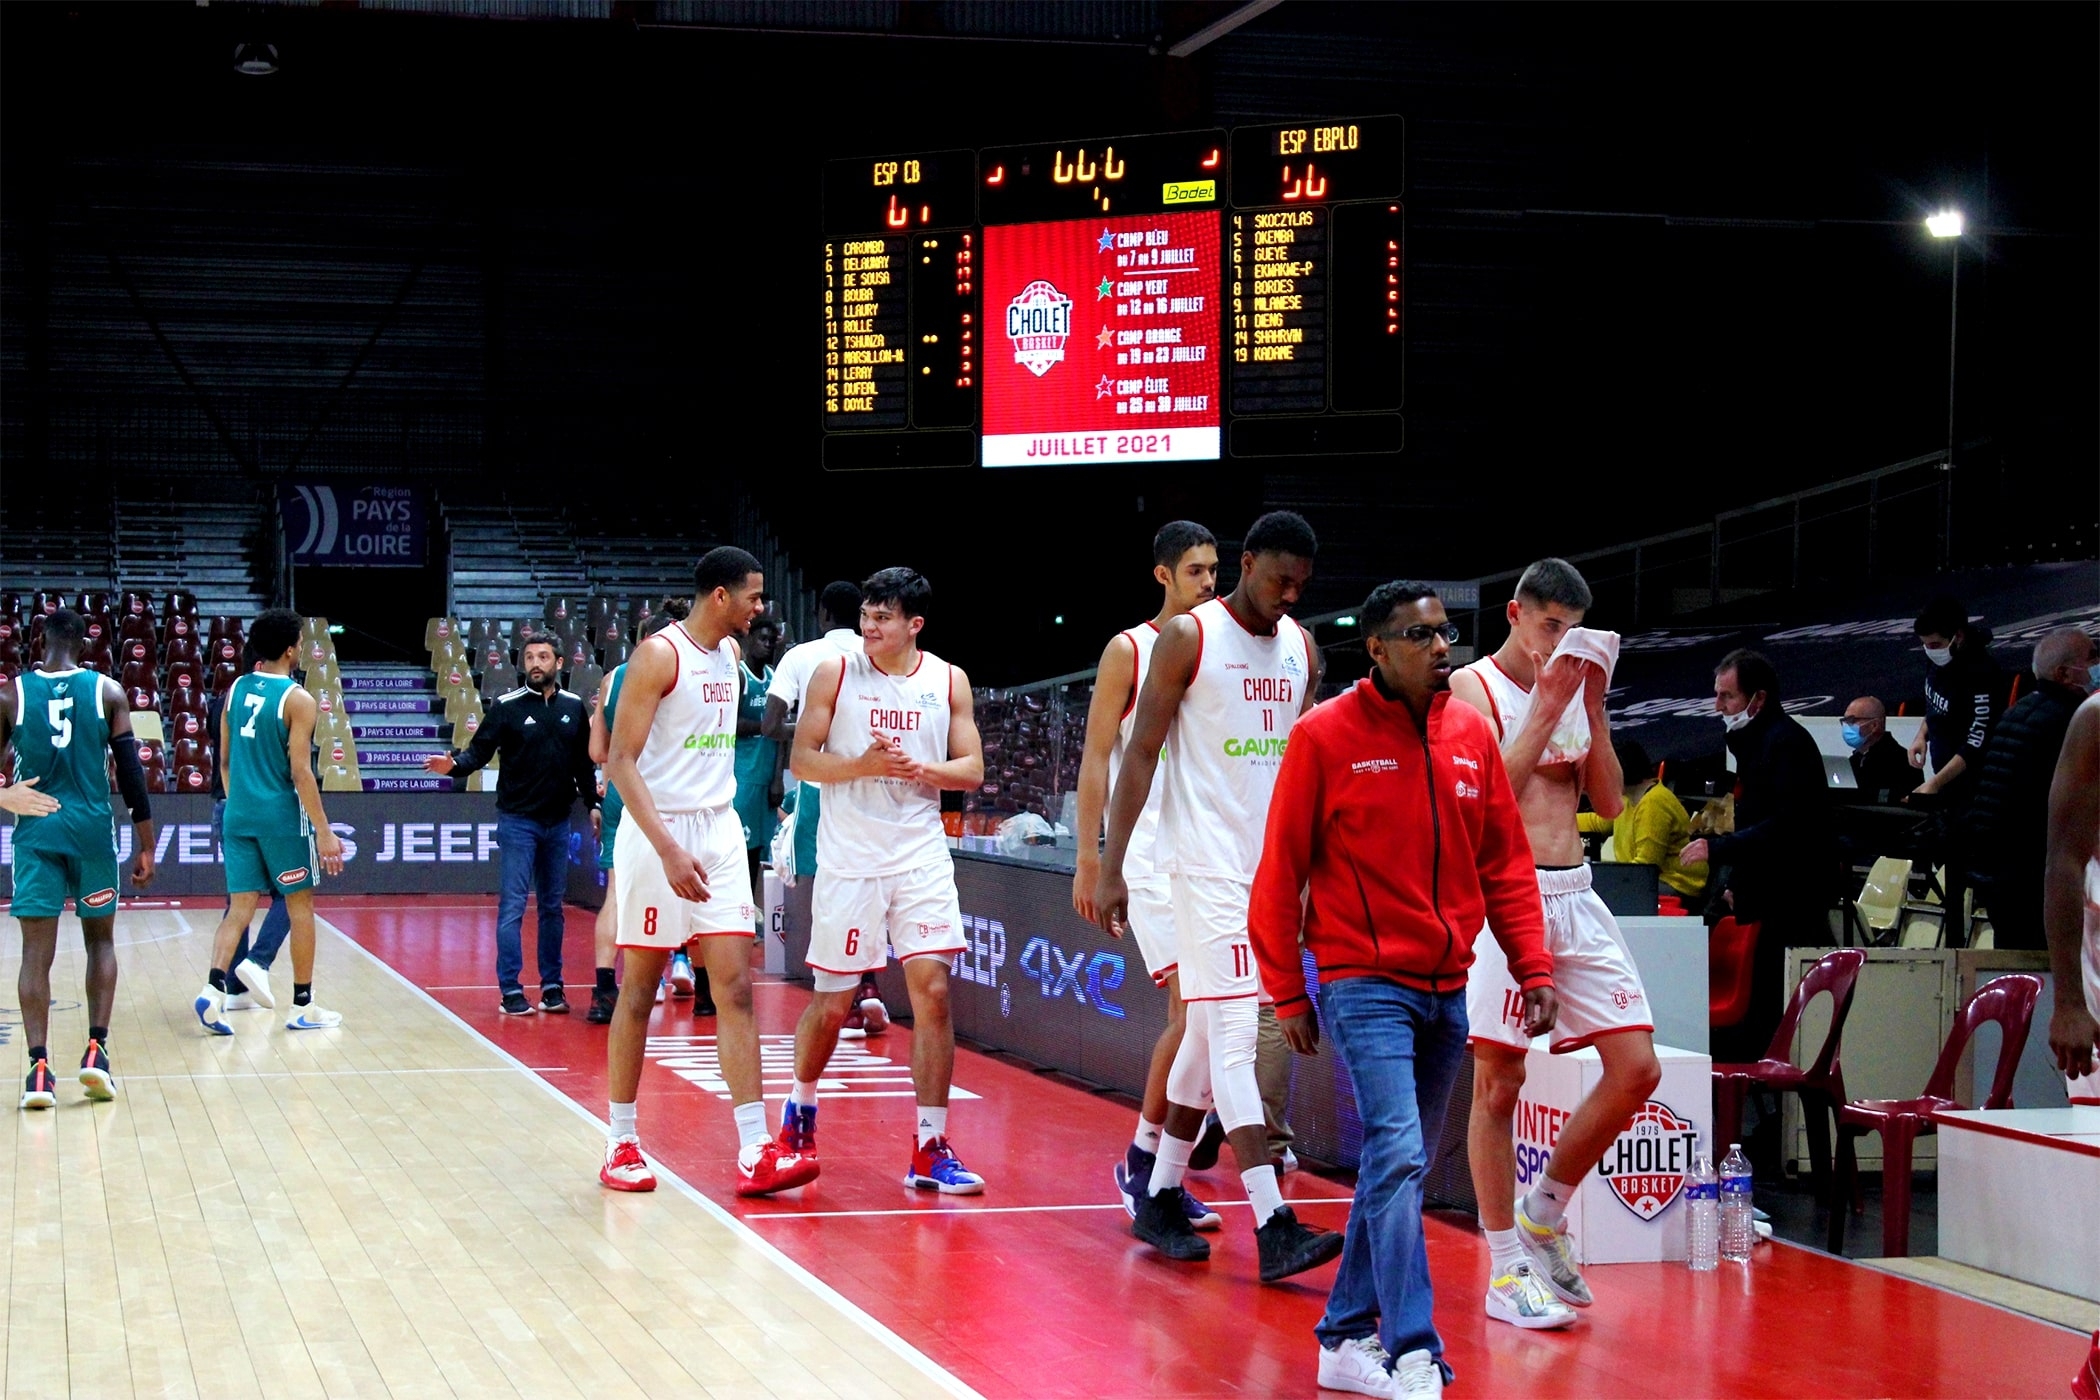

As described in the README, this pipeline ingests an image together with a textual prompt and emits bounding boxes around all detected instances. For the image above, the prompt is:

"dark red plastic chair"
[1827,973,2041,1257]
[1709,917,1759,1029]
[1712,947,1866,1193]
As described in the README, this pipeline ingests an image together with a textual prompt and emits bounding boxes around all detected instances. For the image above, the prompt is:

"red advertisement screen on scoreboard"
[981,212,1221,467]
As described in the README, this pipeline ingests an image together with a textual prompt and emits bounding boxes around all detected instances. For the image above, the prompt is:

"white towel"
[1554,627,1621,686]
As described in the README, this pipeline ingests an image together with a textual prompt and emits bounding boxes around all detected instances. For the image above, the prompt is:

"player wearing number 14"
[196,609,348,1035]
[2,609,157,1110]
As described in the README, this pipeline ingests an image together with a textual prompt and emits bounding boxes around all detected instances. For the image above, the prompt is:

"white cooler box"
[762,868,787,975]
[1509,1042,1714,1265]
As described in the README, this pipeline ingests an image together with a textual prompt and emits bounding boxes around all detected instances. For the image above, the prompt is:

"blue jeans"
[213,799,290,974]
[1315,976,1469,1380]
[496,812,569,995]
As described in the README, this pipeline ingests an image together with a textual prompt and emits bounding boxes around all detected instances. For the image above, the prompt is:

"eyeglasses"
[1377,622,1461,647]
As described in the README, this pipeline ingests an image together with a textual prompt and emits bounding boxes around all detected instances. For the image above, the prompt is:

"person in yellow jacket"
[1580,737,1708,900]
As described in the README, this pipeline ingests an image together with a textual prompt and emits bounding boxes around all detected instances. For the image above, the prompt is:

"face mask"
[1924,645,1953,667]
[1840,722,1866,750]
[1721,707,1752,733]
[2088,662,2100,691]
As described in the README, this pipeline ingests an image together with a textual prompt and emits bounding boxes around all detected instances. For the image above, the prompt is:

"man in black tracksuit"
[1964,628,2097,949]
[424,636,599,1015]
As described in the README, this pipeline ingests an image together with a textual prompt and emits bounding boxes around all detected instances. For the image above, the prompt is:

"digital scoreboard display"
[821,118,1402,469]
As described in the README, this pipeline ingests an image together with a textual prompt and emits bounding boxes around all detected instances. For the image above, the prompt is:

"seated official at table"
[1841,696,1921,802]
[1579,738,1707,902]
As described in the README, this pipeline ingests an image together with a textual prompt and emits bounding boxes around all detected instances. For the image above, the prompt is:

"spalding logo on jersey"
[1007,279,1073,376]
[1597,1100,1700,1222]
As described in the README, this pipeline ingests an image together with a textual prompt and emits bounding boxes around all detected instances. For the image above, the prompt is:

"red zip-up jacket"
[1250,677,1552,1019]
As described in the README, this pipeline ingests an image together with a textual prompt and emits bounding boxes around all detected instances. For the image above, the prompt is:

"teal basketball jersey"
[10,667,115,854]
[223,671,303,838]
[601,663,628,824]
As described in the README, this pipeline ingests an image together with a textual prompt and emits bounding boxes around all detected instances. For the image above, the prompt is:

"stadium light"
[1926,208,1965,568]
[1924,210,1965,239]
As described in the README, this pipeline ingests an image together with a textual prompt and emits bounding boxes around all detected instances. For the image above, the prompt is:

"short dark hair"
[1153,520,1217,570]
[42,608,85,645]
[861,567,931,620]
[1243,510,1318,559]
[819,580,863,627]
[250,608,304,661]
[1914,595,1967,639]
[1360,580,1440,636]
[750,612,782,635]
[1516,558,1593,613]
[1614,737,1653,781]
[694,545,763,599]
[1716,647,1779,701]
[638,608,683,639]
[521,636,560,656]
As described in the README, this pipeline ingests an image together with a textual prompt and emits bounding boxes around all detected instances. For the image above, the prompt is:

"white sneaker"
[1391,1349,1443,1400]
[669,953,695,997]
[654,978,667,1005]
[223,992,257,1012]
[1515,1196,1592,1306]
[194,984,233,1036]
[1278,1147,1300,1174]
[234,958,275,1008]
[285,1004,343,1031]
[1317,1336,1393,1397]
[1484,1259,1577,1330]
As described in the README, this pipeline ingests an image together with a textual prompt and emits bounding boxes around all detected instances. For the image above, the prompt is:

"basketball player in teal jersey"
[195,609,347,1035]
[1,609,157,1109]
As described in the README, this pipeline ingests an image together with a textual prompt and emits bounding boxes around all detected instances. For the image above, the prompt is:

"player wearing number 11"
[3,608,156,1110]
[196,609,347,1036]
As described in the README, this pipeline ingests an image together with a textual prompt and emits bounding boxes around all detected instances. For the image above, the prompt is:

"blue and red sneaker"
[1115,1143,1222,1230]
[905,1135,985,1195]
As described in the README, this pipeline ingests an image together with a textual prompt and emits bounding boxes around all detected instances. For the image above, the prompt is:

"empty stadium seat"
[122,660,157,694]
[475,640,510,675]
[163,590,198,622]
[80,591,111,616]
[587,595,619,632]
[543,594,577,628]
[119,590,154,621]
[127,684,159,713]
[32,591,64,616]
[563,637,593,670]
[600,637,633,667]
[163,635,200,669]
[136,742,166,794]
[513,617,547,649]
[212,636,244,669]
[302,636,334,670]
[165,613,197,646]
[424,616,461,652]
[171,764,211,794]
[119,635,155,669]
[207,616,242,645]
[172,737,207,770]
[464,618,498,651]
[566,662,603,700]
[119,613,156,646]
[168,687,208,723]
[165,659,202,693]
[480,663,520,699]
[210,662,239,695]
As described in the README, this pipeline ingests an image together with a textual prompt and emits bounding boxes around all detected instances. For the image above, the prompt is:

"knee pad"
[1166,1001,1216,1111]
[1209,998,1265,1133]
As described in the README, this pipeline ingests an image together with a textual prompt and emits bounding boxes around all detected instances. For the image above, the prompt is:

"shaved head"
[1842,696,1887,724]
[2034,627,2097,684]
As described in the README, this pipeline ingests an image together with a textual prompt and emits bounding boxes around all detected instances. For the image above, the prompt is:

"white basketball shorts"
[1125,872,1178,987]
[2069,875,2100,1106]
[615,807,756,950]
[1468,864,1651,1054]
[1172,871,1261,1003]
[808,858,966,979]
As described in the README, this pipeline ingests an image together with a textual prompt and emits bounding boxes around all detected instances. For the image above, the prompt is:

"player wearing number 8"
[3,608,157,1110]
[195,609,348,1036]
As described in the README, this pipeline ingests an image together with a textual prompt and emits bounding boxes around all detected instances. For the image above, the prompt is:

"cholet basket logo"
[1006,279,1073,376]
[1598,1099,1701,1221]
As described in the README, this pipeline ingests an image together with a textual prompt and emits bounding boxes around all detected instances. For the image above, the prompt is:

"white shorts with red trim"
[1126,874,1178,986]
[615,807,756,949]
[808,858,965,978]
[1468,864,1651,1054]
[1173,872,1265,1002]
[2069,902,2100,1105]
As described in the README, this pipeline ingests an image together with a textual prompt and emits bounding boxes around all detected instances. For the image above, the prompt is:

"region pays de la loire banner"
[982,211,1221,467]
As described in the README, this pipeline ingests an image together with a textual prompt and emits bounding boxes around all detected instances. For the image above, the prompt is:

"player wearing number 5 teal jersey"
[0,608,156,1111]
[195,609,346,1036]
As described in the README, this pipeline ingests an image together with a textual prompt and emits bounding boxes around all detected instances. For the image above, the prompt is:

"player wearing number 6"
[196,609,347,1035]
[785,568,987,1193]
[4,608,156,1110]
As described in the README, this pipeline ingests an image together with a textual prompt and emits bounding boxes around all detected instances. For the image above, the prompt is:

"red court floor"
[321,896,2084,1399]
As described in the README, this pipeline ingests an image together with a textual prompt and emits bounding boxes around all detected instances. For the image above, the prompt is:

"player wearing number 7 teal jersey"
[1,608,156,1111]
[195,609,347,1036]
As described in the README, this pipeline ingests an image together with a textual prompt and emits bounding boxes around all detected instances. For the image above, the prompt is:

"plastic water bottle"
[1686,1153,1719,1271]
[1719,1142,1755,1262]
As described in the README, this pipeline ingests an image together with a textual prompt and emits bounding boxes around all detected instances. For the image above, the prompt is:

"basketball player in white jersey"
[2044,691,2100,1106]
[1073,520,1225,1230]
[1449,558,1661,1328]
[784,568,988,1192]
[1095,510,1342,1283]
[600,547,816,1198]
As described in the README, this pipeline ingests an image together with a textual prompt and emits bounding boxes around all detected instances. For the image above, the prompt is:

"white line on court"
[326,916,984,1400]
[747,1196,1356,1221]
[121,1066,569,1080]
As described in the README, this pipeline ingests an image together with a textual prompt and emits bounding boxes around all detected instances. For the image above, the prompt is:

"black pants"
[1716,895,1831,1064]
[1972,871,2045,950]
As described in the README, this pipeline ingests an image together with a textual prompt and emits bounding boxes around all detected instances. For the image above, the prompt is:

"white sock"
[1243,1164,1285,1230]
[916,1104,946,1147]
[732,1100,769,1150]
[1134,1116,1164,1154]
[1148,1131,1195,1196]
[1486,1226,1525,1273]
[1525,1175,1576,1229]
[609,1101,638,1142]
[791,1080,818,1110]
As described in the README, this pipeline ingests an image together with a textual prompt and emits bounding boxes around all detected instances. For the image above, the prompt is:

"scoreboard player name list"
[982,213,1222,467]
[824,237,908,426]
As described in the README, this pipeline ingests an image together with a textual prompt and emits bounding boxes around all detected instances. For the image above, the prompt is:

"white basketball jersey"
[818,648,954,878]
[1156,597,1311,879]
[1464,654,1592,767]
[1107,622,1166,879]
[631,623,740,813]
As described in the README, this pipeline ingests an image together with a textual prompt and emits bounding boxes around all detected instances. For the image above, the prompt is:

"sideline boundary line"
[747,1196,1355,1221]
[325,916,984,1400]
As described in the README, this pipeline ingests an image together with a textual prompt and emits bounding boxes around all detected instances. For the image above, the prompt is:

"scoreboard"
[822,119,1403,470]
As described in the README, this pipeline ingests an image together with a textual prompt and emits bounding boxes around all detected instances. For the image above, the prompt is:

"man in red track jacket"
[1250,581,1555,1400]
